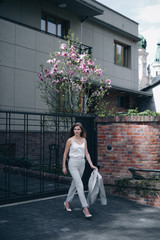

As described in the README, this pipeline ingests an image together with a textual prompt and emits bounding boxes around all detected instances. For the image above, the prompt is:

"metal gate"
[0,110,96,204]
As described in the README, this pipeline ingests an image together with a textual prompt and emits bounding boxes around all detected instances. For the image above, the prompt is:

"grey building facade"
[0,0,151,112]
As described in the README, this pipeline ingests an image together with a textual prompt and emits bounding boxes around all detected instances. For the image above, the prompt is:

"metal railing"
[0,110,96,204]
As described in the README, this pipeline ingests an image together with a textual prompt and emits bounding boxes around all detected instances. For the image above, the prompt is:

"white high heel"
[64,202,72,212]
[83,210,92,218]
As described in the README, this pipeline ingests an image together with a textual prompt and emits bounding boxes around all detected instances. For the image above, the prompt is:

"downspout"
[81,16,88,42]
[80,16,88,113]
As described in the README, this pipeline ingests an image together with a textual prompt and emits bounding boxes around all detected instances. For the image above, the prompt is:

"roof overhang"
[111,85,152,97]
[51,0,103,21]
[142,77,160,91]
[90,17,140,42]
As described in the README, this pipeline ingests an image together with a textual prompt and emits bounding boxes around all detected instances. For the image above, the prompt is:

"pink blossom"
[80,77,87,83]
[79,53,87,59]
[94,69,102,77]
[67,61,72,66]
[50,67,57,74]
[56,52,61,57]
[47,58,57,64]
[37,72,44,81]
[52,80,58,84]
[68,70,74,76]
[37,72,42,78]
[45,73,52,78]
[53,58,58,63]
[98,69,102,76]
[70,45,75,51]
[57,70,64,75]
[93,91,101,96]
[75,58,80,63]
[79,61,90,74]
[106,79,111,85]
[93,91,98,96]
[83,66,90,74]
[56,89,60,93]
[44,69,50,74]
[91,66,95,71]
[47,59,54,64]
[80,62,86,71]
[60,43,67,50]
[87,59,94,66]
[71,53,77,60]
[100,86,103,92]
[62,51,68,57]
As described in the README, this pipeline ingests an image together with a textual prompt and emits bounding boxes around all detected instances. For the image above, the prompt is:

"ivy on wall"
[115,178,160,198]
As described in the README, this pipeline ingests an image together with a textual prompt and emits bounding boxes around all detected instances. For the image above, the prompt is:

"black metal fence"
[0,110,96,204]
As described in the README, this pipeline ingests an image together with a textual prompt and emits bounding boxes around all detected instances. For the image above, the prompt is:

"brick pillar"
[96,116,160,184]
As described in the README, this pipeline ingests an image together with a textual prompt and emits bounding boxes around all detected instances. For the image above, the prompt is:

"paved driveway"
[0,194,160,240]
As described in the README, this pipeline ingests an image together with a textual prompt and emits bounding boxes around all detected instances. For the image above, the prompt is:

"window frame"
[41,12,69,38]
[114,41,129,68]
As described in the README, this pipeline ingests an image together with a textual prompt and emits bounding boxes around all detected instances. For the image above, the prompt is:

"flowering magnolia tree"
[37,34,111,114]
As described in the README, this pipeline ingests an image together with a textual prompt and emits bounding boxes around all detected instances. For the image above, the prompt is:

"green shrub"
[126,108,160,116]
[104,108,160,117]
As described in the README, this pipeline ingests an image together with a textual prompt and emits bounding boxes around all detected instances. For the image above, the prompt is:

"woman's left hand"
[91,165,98,171]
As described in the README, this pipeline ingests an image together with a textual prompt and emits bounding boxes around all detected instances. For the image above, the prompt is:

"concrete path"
[0,194,160,240]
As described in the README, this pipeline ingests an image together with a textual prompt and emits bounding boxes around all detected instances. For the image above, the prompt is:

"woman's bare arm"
[85,139,97,170]
[62,138,71,175]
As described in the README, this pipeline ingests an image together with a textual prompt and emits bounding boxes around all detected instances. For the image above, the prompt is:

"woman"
[62,122,97,218]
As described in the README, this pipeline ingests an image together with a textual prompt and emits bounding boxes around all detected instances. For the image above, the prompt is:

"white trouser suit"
[66,138,88,208]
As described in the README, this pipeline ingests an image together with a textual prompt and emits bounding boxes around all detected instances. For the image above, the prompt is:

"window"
[41,12,70,38]
[114,41,130,67]
[116,95,130,108]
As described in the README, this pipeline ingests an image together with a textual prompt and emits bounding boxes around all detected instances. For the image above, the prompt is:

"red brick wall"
[96,115,160,185]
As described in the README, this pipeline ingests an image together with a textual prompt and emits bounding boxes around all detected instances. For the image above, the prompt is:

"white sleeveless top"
[69,138,85,158]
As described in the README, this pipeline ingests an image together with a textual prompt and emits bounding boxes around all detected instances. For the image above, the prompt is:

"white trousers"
[66,157,88,208]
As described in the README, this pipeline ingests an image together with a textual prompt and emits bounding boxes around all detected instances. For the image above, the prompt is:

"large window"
[114,41,130,67]
[41,12,70,38]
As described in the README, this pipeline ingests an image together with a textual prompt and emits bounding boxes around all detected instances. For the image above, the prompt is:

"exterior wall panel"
[0,66,15,108]
[0,0,140,111]
[0,41,15,68]
[16,25,36,49]
[15,70,36,109]
[0,19,15,43]
[15,46,36,72]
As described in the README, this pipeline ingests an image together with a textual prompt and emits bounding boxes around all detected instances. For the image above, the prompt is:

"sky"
[97,0,160,65]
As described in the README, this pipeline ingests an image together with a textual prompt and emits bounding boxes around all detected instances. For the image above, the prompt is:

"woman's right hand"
[62,167,67,175]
